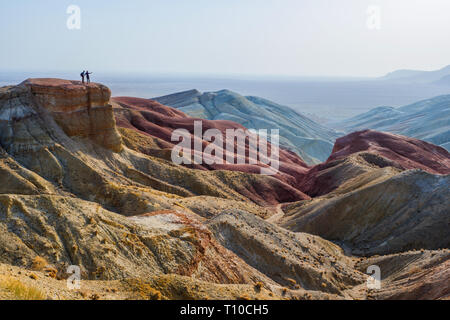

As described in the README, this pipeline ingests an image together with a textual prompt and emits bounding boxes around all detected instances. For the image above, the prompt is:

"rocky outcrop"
[21,78,111,113]
[0,79,122,153]
[22,79,122,152]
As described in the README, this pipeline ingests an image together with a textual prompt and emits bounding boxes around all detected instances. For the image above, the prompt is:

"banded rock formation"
[153,89,339,164]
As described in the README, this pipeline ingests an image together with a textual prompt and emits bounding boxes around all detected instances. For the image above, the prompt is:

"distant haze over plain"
[1,67,450,120]
[1,0,450,77]
[1,1,450,119]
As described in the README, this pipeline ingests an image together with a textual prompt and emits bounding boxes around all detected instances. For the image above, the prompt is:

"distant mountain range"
[153,89,340,164]
[329,94,450,151]
[381,64,450,84]
[434,74,450,86]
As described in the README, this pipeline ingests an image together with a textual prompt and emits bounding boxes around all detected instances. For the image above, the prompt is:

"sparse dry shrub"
[78,290,89,298]
[44,266,58,279]
[238,294,251,300]
[254,281,264,292]
[96,266,106,275]
[90,293,100,300]
[32,256,48,271]
[286,278,297,287]
[127,279,163,300]
[149,290,162,300]
[0,277,45,300]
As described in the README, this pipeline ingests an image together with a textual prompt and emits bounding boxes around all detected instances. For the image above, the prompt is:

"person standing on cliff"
[85,70,93,84]
[80,70,86,84]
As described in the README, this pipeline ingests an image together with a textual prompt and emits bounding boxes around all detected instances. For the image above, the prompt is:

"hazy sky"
[1,0,450,77]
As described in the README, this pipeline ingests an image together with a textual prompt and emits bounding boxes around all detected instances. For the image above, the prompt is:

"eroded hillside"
[0,79,448,300]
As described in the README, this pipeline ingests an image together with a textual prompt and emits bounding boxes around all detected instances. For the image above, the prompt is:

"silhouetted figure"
[80,70,86,84]
[85,71,93,84]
